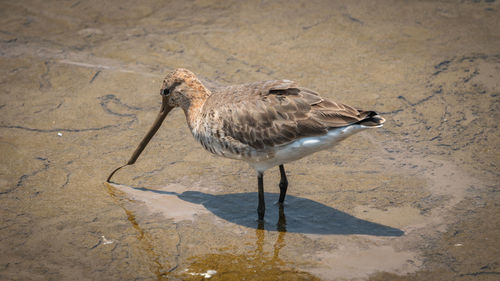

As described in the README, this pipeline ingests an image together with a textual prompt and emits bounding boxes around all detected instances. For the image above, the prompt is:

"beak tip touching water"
[107,94,173,183]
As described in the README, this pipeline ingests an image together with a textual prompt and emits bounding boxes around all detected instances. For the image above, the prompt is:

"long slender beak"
[107,95,173,182]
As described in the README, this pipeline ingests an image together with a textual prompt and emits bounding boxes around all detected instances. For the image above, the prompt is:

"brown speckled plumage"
[161,69,384,162]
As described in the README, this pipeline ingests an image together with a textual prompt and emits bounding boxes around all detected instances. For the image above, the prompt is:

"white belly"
[248,124,374,172]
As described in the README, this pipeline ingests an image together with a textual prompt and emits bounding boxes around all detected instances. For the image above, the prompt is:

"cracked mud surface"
[1,0,499,280]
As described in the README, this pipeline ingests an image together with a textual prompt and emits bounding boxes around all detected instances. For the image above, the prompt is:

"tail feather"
[357,111,385,127]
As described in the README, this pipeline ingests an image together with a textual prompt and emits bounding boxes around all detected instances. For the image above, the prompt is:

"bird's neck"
[183,88,210,132]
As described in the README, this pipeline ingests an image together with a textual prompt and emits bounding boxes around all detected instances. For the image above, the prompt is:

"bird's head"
[160,68,210,111]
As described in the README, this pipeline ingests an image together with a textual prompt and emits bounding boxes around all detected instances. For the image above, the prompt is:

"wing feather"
[202,80,375,149]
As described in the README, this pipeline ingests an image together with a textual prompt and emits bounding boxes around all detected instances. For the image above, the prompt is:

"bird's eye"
[161,88,170,96]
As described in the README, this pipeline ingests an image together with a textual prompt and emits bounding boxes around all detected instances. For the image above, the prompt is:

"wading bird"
[107,69,385,221]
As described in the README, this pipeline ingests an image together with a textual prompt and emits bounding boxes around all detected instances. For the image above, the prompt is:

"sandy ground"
[0,0,499,280]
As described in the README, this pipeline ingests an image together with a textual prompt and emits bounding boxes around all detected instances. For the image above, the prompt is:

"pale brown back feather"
[201,80,383,149]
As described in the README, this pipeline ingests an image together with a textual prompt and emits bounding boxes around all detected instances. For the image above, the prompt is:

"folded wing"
[204,80,383,150]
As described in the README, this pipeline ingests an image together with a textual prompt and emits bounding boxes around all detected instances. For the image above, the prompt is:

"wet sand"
[1,0,499,280]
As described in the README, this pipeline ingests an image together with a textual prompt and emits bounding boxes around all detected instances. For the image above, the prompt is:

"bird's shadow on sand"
[119,185,404,236]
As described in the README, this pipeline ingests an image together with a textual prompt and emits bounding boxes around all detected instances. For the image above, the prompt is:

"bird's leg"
[277,204,287,232]
[278,165,288,204]
[257,171,265,221]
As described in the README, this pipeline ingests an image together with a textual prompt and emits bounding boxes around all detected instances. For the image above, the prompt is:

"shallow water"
[1,0,499,280]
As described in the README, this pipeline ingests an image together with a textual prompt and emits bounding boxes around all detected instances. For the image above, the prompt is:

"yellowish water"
[1,0,499,280]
